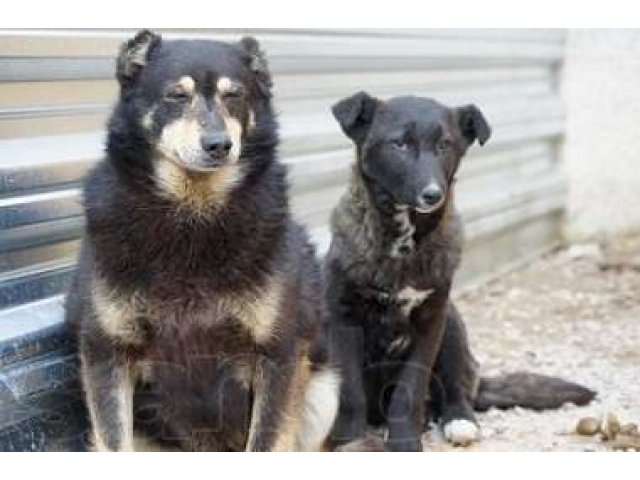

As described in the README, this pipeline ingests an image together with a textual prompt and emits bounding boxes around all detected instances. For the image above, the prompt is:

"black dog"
[65,30,339,451]
[326,92,595,451]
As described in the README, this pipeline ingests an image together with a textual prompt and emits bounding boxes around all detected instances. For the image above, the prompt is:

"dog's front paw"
[335,434,388,452]
[385,435,423,452]
[443,419,480,446]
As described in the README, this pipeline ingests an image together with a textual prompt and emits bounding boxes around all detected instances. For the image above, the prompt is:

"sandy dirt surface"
[422,239,640,451]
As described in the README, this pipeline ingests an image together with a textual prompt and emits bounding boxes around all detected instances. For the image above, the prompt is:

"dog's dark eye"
[164,88,190,103]
[222,85,245,100]
[392,139,408,151]
[437,139,453,152]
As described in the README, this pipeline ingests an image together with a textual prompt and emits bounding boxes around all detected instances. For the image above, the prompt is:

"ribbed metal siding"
[0,28,566,306]
[0,29,567,450]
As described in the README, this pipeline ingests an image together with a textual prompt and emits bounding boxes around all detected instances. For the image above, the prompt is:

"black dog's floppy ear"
[331,91,378,144]
[116,29,162,90]
[458,104,491,146]
[239,36,272,97]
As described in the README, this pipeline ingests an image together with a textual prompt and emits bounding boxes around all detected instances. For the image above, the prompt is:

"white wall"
[563,29,640,241]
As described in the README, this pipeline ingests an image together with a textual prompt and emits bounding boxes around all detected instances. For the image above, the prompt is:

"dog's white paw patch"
[443,419,480,446]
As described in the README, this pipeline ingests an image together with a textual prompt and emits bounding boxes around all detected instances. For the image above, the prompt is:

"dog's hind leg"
[296,367,340,451]
[80,336,135,451]
[430,303,480,446]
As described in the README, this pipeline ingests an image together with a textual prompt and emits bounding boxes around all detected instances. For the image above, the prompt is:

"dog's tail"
[474,371,596,412]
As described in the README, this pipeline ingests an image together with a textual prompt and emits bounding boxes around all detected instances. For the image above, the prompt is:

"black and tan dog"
[65,30,339,451]
[326,92,595,451]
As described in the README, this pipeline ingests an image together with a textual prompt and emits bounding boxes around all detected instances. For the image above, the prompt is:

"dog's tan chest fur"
[154,159,240,213]
[215,275,284,344]
[91,278,150,344]
[92,274,284,345]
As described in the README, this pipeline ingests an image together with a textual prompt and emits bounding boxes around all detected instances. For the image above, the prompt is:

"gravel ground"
[422,238,640,452]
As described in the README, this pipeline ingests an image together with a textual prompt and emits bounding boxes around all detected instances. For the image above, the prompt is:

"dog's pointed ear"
[457,104,491,146]
[116,29,162,90]
[331,91,378,144]
[239,36,272,97]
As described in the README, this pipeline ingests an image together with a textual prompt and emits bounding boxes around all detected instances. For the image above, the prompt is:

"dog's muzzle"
[201,133,233,162]
[415,183,445,214]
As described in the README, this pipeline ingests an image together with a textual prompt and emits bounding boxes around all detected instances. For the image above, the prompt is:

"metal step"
[0,296,87,451]
[0,261,75,310]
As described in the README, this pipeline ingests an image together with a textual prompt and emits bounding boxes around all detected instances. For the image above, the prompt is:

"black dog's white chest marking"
[383,286,433,356]
[390,208,415,257]
[396,285,433,316]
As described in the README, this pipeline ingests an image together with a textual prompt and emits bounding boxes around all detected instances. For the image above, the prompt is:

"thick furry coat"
[65,30,338,452]
[325,92,595,452]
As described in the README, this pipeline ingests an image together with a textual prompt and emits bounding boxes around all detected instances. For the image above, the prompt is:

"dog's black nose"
[420,184,444,206]
[201,134,233,159]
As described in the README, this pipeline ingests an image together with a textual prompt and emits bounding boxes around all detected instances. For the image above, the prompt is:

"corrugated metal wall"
[0,29,567,450]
